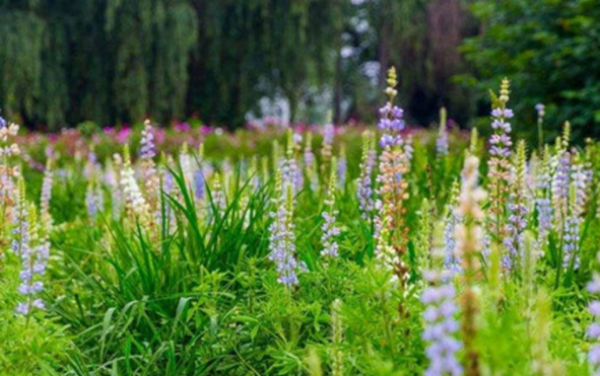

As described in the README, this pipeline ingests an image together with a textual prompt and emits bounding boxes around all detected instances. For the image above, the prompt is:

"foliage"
[460,0,600,143]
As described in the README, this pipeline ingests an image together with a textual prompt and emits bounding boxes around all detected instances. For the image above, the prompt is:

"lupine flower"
[503,141,528,272]
[303,132,319,192]
[40,158,53,235]
[562,158,589,269]
[86,180,104,220]
[11,180,28,256]
[107,156,123,219]
[321,158,341,258]
[562,216,580,269]
[321,122,335,175]
[268,170,299,286]
[436,107,449,157]
[121,145,151,226]
[139,120,156,160]
[374,66,411,284]
[536,146,553,251]
[16,204,49,315]
[422,221,462,376]
[0,121,21,252]
[487,78,513,253]
[552,151,570,229]
[443,182,461,274]
[357,131,377,220]
[282,130,303,192]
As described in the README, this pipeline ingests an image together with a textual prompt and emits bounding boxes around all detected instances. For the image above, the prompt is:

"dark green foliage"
[460,0,600,143]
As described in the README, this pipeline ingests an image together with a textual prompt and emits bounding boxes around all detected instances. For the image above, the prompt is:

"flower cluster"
[487,78,513,248]
[503,141,528,272]
[16,203,49,315]
[268,171,298,286]
[374,66,411,283]
[357,131,377,220]
[321,158,341,258]
[536,147,553,249]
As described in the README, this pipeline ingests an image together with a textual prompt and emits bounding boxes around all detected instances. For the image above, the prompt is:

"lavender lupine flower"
[552,151,570,229]
[323,123,335,146]
[268,171,299,286]
[487,79,513,257]
[422,222,462,376]
[282,131,303,193]
[321,158,341,258]
[139,120,156,160]
[16,206,49,316]
[503,197,527,270]
[377,102,405,148]
[562,216,580,269]
[357,131,377,220]
[587,266,600,373]
[194,170,205,200]
[40,159,53,234]
[86,182,104,220]
[16,241,49,315]
[436,107,449,157]
[503,141,528,272]
[536,147,553,250]
[443,184,462,274]
[374,67,411,283]
[563,160,588,269]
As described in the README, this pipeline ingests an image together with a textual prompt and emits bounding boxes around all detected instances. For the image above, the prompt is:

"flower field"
[1,70,600,376]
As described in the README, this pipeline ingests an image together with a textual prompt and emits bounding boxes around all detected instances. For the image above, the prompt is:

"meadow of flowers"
[1,68,600,376]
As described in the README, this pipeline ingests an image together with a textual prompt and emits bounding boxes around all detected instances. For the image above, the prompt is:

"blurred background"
[0,0,598,142]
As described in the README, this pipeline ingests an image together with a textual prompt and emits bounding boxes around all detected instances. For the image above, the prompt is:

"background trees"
[0,0,598,142]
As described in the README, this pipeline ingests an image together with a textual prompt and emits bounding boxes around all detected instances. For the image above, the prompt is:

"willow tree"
[0,0,45,125]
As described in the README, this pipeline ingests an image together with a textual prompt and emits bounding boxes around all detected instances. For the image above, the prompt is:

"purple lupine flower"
[443,207,461,275]
[562,216,580,269]
[321,163,341,258]
[552,152,570,227]
[321,211,340,257]
[304,143,315,168]
[502,198,527,271]
[268,181,298,286]
[377,102,405,148]
[194,170,205,200]
[16,232,49,315]
[536,155,553,247]
[421,271,462,376]
[85,184,104,220]
[357,132,377,220]
[323,123,335,146]
[139,121,156,160]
